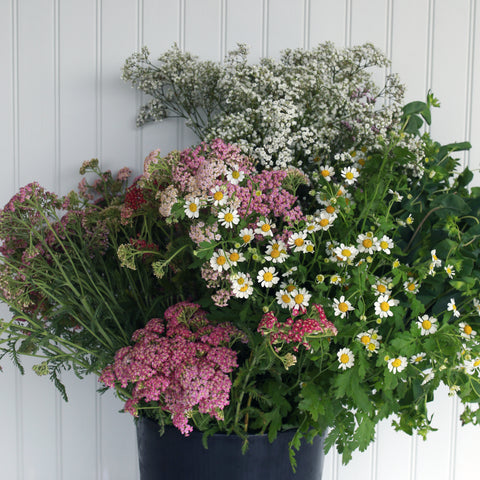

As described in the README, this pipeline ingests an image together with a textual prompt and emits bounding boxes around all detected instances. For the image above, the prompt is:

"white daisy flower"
[431,249,442,268]
[365,339,380,354]
[282,266,298,278]
[218,208,240,229]
[447,298,460,318]
[387,356,407,374]
[291,288,311,309]
[305,221,320,233]
[255,219,275,237]
[459,322,477,340]
[210,186,227,206]
[372,278,392,297]
[303,240,315,254]
[333,296,354,318]
[410,352,427,364]
[210,250,230,272]
[356,233,379,254]
[374,295,397,318]
[473,298,480,314]
[226,249,245,267]
[230,272,253,299]
[276,289,294,309]
[421,368,435,385]
[227,165,245,185]
[257,267,279,288]
[318,164,334,182]
[265,240,289,263]
[417,315,438,335]
[334,243,358,263]
[184,197,201,219]
[388,189,404,202]
[403,278,419,294]
[330,274,343,286]
[445,265,455,278]
[406,214,414,225]
[428,262,436,276]
[341,166,360,185]
[464,357,480,374]
[288,232,308,253]
[317,211,336,231]
[337,348,355,370]
[378,235,394,254]
[239,228,254,245]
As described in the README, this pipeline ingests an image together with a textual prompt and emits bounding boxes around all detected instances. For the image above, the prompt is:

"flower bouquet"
[1,43,480,470]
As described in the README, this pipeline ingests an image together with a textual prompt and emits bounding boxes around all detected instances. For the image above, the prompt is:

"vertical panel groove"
[12,1,23,478]
[464,0,476,168]
[94,2,103,475]
[449,398,459,480]
[54,6,63,476]
[177,0,186,150]
[425,0,435,93]
[262,0,269,57]
[303,0,310,50]
[344,0,352,47]
[136,0,144,170]
[219,0,226,61]
[409,434,417,480]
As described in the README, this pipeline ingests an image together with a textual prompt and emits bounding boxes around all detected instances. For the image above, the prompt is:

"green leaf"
[355,415,375,451]
[438,141,472,159]
[299,383,325,421]
[405,114,424,134]
[403,101,427,116]
[456,168,474,188]
[431,194,470,217]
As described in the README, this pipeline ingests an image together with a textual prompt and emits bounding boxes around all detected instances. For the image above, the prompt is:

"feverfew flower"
[374,295,397,318]
[459,322,477,340]
[337,348,355,370]
[226,249,245,267]
[184,197,201,219]
[210,249,230,272]
[333,243,358,263]
[318,164,334,182]
[403,278,419,294]
[431,249,442,268]
[316,212,336,231]
[230,272,253,299]
[265,240,288,263]
[257,267,279,288]
[417,315,438,335]
[444,265,455,278]
[226,165,245,185]
[387,356,407,374]
[388,189,403,202]
[288,232,308,253]
[341,166,360,185]
[333,296,354,318]
[239,227,254,245]
[447,298,460,318]
[465,357,480,375]
[378,235,394,254]
[210,186,228,206]
[410,352,427,364]
[357,233,379,254]
[276,289,294,309]
[372,278,392,297]
[218,208,240,228]
[290,288,311,309]
[255,219,275,237]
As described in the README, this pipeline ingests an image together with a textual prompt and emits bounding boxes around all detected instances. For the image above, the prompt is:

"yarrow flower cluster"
[99,302,243,435]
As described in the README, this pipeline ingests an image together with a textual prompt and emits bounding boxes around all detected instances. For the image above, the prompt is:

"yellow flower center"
[345,171,354,180]
[270,249,280,258]
[474,359,480,367]
[338,302,349,313]
[213,191,224,201]
[231,171,240,179]
[263,272,274,282]
[294,294,304,305]
[326,205,335,214]
[306,244,314,253]
[380,302,390,312]
[392,358,402,368]
[240,285,249,292]
[360,335,370,345]
[189,203,198,212]
[286,284,296,293]
[319,218,329,227]
[236,277,245,285]
[358,158,366,166]
[377,284,387,294]
[224,212,234,223]
[380,241,389,249]
[407,283,416,291]
[422,320,432,330]
[341,249,352,258]
[229,252,240,262]
[340,353,350,364]
[464,325,473,335]
[281,294,291,304]
[321,169,330,177]
[261,224,271,232]
[414,356,423,363]
[216,255,226,265]
[367,343,377,351]
[362,239,373,248]
[294,238,304,247]
[242,234,251,243]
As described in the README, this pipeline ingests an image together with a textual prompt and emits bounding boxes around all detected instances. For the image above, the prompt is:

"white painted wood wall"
[0,1,479,479]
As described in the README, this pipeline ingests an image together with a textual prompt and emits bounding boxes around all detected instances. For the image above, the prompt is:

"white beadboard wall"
[0,1,479,479]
